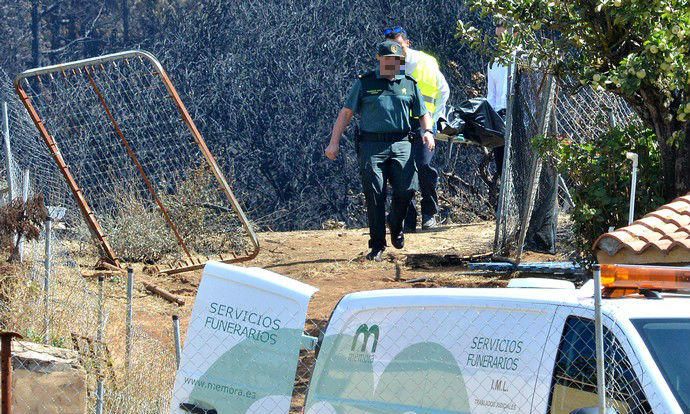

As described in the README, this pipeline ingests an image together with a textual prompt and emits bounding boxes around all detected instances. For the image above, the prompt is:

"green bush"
[534,125,665,263]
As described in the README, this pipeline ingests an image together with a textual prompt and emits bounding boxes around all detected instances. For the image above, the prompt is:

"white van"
[304,265,690,414]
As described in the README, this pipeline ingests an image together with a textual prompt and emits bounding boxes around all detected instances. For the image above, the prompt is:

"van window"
[632,318,690,413]
[548,316,652,414]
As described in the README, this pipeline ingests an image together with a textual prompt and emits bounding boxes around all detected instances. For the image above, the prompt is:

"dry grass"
[161,165,250,256]
[100,186,180,263]
[0,236,178,413]
[94,166,251,267]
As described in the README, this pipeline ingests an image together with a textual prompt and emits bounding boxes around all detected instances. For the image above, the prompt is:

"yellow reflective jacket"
[406,49,443,116]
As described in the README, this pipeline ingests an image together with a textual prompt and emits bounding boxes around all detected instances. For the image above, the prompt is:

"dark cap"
[377,40,404,58]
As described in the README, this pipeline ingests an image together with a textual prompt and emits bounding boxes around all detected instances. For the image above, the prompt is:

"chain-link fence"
[0,234,665,414]
[494,64,557,259]
[0,223,182,413]
[494,60,641,260]
[13,51,258,274]
[300,293,655,414]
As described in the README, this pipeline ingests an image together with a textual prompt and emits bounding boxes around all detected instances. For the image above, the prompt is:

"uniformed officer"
[325,40,435,261]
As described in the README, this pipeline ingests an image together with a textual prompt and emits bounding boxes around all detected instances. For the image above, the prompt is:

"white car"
[304,264,690,414]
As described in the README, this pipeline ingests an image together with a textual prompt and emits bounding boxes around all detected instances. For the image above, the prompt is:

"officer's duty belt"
[360,131,410,142]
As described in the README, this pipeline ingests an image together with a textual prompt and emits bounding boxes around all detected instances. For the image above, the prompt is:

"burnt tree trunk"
[679,124,690,196]
[30,0,40,67]
[122,0,130,44]
[629,88,688,200]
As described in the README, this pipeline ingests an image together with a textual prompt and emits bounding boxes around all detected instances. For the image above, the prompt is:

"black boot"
[391,230,404,249]
[387,215,405,249]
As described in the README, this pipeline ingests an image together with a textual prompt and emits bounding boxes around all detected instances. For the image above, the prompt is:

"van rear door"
[305,290,559,413]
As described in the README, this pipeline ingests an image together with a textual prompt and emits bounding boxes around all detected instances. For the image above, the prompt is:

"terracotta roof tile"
[635,216,666,230]
[651,239,673,251]
[622,224,664,242]
[638,217,679,235]
[661,232,690,242]
[594,192,690,264]
[671,239,690,250]
[664,200,690,214]
[672,195,690,205]
[650,208,690,227]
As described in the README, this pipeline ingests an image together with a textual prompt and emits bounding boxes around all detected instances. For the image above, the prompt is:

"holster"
[354,124,361,156]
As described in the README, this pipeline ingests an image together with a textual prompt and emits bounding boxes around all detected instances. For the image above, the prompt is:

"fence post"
[18,169,29,263]
[2,102,17,256]
[593,266,607,413]
[626,152,639,225]
[493,51,518,254]
[43,218,52,345]
[126,267,133,378]
[2,102,14,202]
[0,332,22,414]
[96,275,105,414]
[172,315,181,369]
[604,106,617,128]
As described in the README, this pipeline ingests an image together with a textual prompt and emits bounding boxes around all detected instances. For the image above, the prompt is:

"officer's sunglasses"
[383,26,406,38]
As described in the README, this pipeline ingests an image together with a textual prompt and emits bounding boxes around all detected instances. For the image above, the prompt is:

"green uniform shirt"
[344,70,427,133]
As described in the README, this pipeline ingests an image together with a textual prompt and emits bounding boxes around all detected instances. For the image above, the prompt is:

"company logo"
[347,324,379,363]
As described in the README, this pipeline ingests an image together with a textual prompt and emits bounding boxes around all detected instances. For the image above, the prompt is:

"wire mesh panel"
[14,51,259,274]
[1,68,66,208]
[0,215,113,413]
[495,64,641,259]
[104,324,177,414]
[555,83,639,144]
[494,64,556,259]
[553,83,640,211]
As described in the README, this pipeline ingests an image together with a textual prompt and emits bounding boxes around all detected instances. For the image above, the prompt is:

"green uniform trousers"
[358,140,418,249]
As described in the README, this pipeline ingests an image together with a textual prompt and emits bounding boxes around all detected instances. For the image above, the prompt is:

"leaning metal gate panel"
[14,50,259,274]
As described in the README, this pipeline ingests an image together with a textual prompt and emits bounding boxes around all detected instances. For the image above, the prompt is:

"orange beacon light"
[600,264,690,295]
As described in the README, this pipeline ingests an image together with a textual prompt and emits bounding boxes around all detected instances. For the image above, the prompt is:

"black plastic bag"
[437,98,505,148]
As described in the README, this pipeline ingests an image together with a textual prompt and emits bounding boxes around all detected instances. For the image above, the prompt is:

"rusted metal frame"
[16,50,260,274]
[83,65,194,261]
[13,79,120,267]
[17,51,144,79]
[138,52,260,266]
[0,331,21,414]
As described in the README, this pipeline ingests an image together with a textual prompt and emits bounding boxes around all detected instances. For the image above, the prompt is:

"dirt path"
[155,222,498,322]
[78,221,569,367]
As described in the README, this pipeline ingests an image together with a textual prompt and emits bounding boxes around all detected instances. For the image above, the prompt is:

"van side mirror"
[570,408,619,414]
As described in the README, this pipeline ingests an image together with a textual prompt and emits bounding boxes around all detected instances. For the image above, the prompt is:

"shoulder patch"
[404,74,418,83]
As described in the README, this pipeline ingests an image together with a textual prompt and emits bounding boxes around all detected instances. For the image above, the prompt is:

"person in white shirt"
[487,23,509,175]
[385,26,450,230]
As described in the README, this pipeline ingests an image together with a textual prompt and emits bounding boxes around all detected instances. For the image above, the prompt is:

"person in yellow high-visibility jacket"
[385,26,449,231]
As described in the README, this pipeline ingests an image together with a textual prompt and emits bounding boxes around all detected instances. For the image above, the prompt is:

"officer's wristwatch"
[422,128,434,135]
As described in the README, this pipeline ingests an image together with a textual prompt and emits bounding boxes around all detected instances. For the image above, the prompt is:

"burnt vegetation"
[1,1,497,232]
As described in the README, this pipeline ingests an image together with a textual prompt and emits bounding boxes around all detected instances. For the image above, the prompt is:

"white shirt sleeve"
[499,64,508,110]
[434,70,450,121]
[487,62,508,112]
